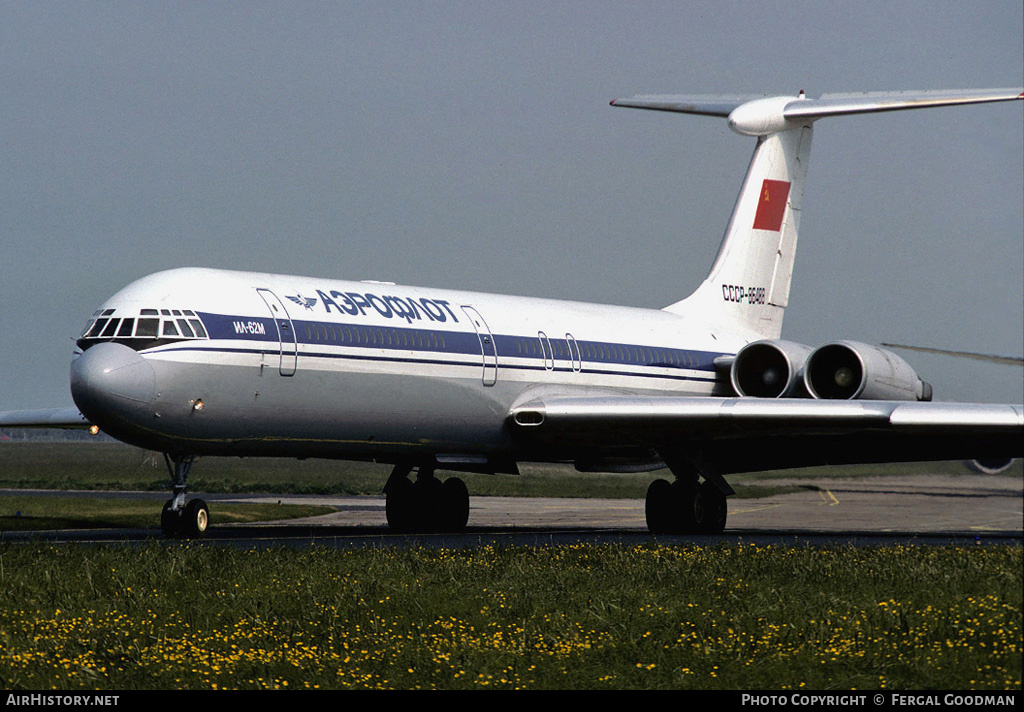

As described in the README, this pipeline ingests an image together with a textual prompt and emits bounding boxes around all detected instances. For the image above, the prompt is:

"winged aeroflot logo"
[286,294,319,310]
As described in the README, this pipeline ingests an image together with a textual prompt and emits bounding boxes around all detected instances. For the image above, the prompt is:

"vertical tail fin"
[665,122,812,339]
[611,88,1024,340]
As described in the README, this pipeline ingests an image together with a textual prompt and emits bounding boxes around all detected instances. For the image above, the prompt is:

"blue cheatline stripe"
[149,344,721,386]
[193,311,727,380]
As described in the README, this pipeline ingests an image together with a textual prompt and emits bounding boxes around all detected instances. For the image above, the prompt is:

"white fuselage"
[70,267,747,468]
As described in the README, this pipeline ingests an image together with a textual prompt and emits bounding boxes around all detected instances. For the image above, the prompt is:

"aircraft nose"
[71,342,157,422]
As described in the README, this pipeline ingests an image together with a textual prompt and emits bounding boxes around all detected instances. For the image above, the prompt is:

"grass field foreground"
[0,542,1019,690]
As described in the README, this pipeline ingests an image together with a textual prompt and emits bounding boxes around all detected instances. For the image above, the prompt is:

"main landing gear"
[384,462,470,533]
[160,453,210,538]
[645,459,729,535]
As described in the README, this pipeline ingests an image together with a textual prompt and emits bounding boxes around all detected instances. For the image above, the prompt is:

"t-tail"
[612,88,1024,340]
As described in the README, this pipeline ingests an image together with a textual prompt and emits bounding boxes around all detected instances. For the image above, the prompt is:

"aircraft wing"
[508,396,1023,475]
[0,408,93,429]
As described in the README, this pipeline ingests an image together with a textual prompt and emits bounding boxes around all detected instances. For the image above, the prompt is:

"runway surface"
[224,473,1023,533]
[3,473,1019,547]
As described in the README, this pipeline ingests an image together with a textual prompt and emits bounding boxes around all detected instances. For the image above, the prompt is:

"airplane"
[1,88,1022,538]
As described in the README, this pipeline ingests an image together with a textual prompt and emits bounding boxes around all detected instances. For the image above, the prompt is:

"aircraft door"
[566,333,582,373]
[461,305,497,386]
[256,288,297,376]
[538,331,554,371]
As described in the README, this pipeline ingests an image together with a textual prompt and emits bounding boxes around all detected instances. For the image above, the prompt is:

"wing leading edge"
[508,396,1023,475]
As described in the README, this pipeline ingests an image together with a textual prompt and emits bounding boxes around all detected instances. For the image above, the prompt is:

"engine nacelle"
[803,341,932,401]
[731,340,813,398]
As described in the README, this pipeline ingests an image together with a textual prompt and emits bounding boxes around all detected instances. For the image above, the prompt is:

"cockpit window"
[136,318,159,337]
[77,308,208,352]
[85,318,108,338]
[188,319,207,338]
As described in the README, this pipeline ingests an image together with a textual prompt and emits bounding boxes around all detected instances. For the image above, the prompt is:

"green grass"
[0,542,1019,690]
[0,495,331,532]
[1,442,1020,690]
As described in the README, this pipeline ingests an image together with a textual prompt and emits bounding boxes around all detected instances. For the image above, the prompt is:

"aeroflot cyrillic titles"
[314,289,461,323]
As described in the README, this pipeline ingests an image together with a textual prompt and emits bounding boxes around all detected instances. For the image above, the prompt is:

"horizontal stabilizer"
[612,88,1023,120]
[784,88,1024,121]
[613,88,1023,137]
[609,95,761,117]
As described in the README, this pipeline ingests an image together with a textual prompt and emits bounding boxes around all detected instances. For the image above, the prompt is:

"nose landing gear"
[160,453,209,538]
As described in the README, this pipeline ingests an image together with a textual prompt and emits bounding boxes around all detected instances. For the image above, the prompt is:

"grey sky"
[1,1,1021,411]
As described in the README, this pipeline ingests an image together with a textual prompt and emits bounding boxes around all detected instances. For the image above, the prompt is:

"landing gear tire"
[385,477,417,533]
[645,478,675,534]
[161,500,180,537]
[697,481,727,534]
[183,499,210,538]
[160,498,210,538]
[441,477,470,531]
[645,478,727,535]
[414,476,445,531]
[676,480,701,533]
